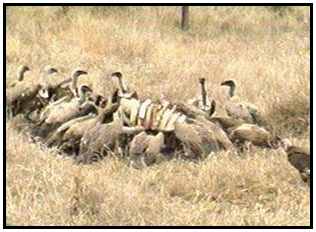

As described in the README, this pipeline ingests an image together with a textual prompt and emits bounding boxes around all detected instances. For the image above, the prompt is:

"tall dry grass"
[6,6,310,226]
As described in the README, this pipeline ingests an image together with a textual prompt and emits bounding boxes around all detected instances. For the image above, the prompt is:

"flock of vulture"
[6,65,310,185]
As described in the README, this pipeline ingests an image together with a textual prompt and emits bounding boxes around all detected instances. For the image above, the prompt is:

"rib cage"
[119,98,187,132]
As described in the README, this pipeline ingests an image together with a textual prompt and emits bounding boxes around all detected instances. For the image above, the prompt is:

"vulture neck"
[78,88,87,104]
[118,77,127,93]
[71,75,79,97]
[200,81,207,107]
[17,69,25,81]
[228,83,236,98]
[97,97,117,123]
[98,108,111,123]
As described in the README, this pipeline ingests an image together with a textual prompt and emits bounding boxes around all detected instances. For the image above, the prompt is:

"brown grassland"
[6,6,310,226]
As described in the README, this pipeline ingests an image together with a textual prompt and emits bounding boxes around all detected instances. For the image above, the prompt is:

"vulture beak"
[39,88,50,99]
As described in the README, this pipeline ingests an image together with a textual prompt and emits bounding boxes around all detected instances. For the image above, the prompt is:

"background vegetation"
[6,6,310,226]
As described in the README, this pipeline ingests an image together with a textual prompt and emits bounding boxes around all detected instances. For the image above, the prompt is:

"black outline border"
[3,3,313,229]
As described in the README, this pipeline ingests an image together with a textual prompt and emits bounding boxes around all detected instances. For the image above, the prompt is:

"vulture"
[76,108,144,164]
[176,101,216,121]
[37,65,63,101]
[8,65,30,88]
[210,116,244,132]
[221,79,260,124]
[88,93,108,108]
[6,66,59,120]
[7,66,43,118]
[7,65,73,120]
[129,131,165,168]
[33,84,97,139]
[45,113,97,150]
[7,65,31,118]
[188,78,215,116]
[38,69,89,122]
[228,123,278,148]
[281,139,310,185]
[111,72,138,99]
[28,65,60,121]
[38,67,88,104]
[173,116,234,159]
[46,93,120,153]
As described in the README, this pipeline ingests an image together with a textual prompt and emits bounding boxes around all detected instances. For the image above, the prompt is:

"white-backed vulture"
[209,116,244,132]
[37,65,60,100]
[38,67,87,101]
[46,94,120,153]
[176,101,216,121]
[39,84,92,124]
[7,65,72,120]
[45,113,97,149]
[33,84,97,139]
[8,65,30,88]
[38,69,89,121]
[281,139,310,185]
[173,120,204,159]
[7,66,43,118]
[129,131,165,168]
[188,78,215,116]
[221,79,260,124]
[88,93,108,108]
[111,72,138,99]
[7,65,31,118]
[228,123,276,148]
[174,116,234,159]
[76,108,144,164]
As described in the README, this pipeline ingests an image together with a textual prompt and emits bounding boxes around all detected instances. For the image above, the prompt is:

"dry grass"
[6,6,310,226]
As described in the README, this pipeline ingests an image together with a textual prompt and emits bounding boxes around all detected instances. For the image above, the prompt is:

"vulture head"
[221,79,237,98]
[17,65,30,81]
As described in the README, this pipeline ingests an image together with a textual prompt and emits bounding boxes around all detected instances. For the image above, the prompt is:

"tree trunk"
[181,6,189,30]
